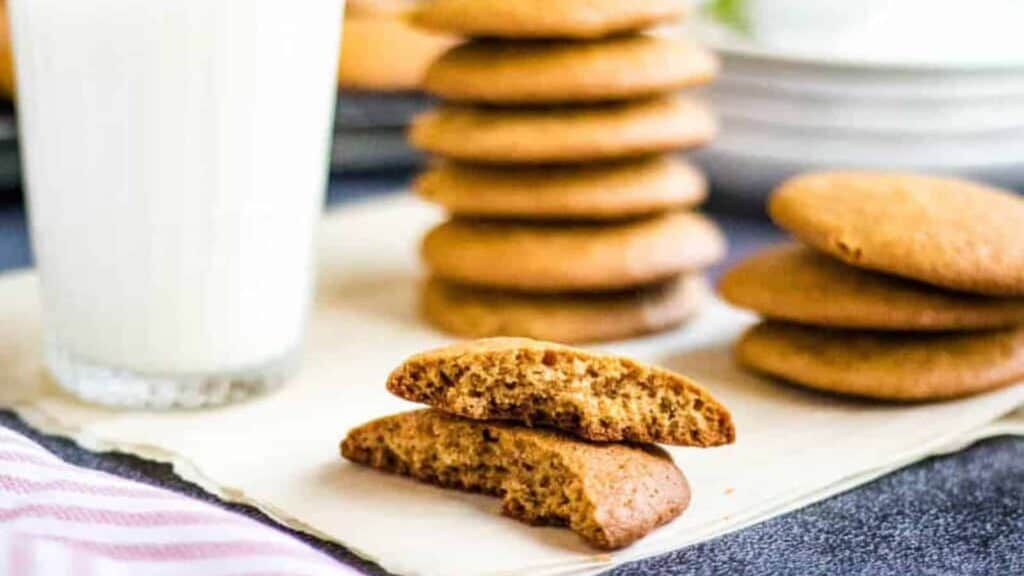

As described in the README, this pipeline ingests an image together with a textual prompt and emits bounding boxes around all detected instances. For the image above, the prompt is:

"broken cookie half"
[342,337,735,550]
[341,409,691,550]
[386,337,735,446]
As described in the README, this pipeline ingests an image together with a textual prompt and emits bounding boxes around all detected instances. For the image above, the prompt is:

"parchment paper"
[2,195,1022,576]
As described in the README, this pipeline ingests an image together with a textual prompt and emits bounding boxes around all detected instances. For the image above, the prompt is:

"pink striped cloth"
[0,425,360,576]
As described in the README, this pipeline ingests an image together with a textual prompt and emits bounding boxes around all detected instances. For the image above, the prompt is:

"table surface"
[1,175,1021,576]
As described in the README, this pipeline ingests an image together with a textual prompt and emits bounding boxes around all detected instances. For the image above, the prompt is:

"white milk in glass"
[9,0,345,407]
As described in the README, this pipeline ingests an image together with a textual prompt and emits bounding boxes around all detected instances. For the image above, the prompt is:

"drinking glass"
[9,0,345,408]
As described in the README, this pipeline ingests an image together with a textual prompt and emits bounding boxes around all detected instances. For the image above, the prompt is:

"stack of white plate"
[684,0,1024,202]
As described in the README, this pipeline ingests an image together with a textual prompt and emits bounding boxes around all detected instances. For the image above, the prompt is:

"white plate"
[690,2,1024,70]
[705,123,1024,171]
[709,86,1024,135]
[678,15,1024,201]
[713,54,1024,101]
[695,144,1024,203]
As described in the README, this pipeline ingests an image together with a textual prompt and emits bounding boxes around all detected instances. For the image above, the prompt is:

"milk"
[10,0,345,406]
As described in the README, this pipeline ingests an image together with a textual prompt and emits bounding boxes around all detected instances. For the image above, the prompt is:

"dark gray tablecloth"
[1,175,1021,576]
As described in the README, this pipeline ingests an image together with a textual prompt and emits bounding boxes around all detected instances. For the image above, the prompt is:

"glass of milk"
[9,0,345,408]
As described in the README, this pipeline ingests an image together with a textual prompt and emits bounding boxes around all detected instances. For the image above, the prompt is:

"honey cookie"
[769,171,1024,296]
[0,1,13,98]
[340,14,459,91]
[422,212,726,292]
[736,321,1024,401]
[411,0,687,39]
[409,96,716,164]
[342,408,691,549]
[424,36,717,104]
[387,337,735,445]
[422,274,706,344]
[347,0,419,16]
[720,244,1024,331]
[415,156,706,221]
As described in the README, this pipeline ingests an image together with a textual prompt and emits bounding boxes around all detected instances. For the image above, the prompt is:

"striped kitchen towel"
[0,425,359,576]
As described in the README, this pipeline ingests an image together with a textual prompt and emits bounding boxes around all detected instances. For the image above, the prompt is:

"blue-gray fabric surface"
[0,176,1021,576]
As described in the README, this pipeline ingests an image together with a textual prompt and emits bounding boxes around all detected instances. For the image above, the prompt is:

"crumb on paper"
[724,487,735,495]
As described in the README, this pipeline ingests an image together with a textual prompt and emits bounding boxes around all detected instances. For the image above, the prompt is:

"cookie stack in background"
[0,1,13,98]
[334,0,459,172]
[339,0,457,93]
[721,171,1024,401]
[342,338,735,549]
[406,0,726,344]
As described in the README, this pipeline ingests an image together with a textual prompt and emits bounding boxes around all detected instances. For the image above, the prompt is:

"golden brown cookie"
[424,36,717,104]
[340,14,460,91]
[720,244,1024,331]
[415,156,706,221]
[387,337,735,445]
[422,212,726,292]
[347,0,419,16]
[410,0,687,39]
[409,96,716,164]
[422,274,706,344]
[736,321,1024,401]
[341,408,691,549]
[0,1,14,98]
[769,171,1024,296]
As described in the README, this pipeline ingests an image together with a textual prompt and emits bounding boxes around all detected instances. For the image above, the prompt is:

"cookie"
[720,244,1024,331]
[0,1,13,98]
[424,36,717,104]
[347,0,419,16]
[409,96,716,164]
[422,274,706,344]
[422,212,726,292]
[736,321,1024,401]
[410,0,687,39]
[387,337,735,445]
[769,171,1024,296]
[341,409,691,549]
[340,14,459,91]
[415,156,706,221]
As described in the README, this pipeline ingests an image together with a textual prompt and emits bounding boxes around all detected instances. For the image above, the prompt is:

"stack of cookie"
[339,0,458,93]
[406,0,725,343]
[341,337,735,549]
[0,1,13,98]
[721,171,1024,401]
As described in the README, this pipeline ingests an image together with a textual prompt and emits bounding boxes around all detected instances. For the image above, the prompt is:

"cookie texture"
[341,409,691,549]
[720,244,1024,331]
[0,1,13,97]
[386,337,735,445]
[415,156,707,221]
[769,171,1024,296]
[340,14,459,91]
[736,321,1024,401]
[422,274,706,344]
[424,36,717,104]
[347,0,419,16]
[411,0,686,39]
[421,212,726,292]
[409,96,716,164]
